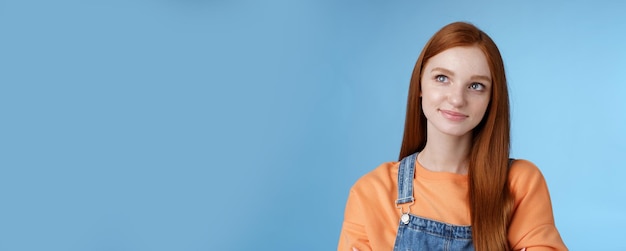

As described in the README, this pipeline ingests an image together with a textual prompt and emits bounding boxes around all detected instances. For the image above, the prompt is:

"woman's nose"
[447,87,466,107]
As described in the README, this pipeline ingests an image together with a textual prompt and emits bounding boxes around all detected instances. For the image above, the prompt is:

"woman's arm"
[337,189,372,251]
[507,160,567,250]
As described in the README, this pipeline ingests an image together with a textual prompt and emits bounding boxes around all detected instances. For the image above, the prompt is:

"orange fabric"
[337,159,567,251]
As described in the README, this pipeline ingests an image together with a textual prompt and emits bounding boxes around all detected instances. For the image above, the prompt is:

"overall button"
[401,214,410,224]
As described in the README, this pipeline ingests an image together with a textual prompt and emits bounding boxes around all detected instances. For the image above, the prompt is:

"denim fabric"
[396,152,416,205]
[393,152,474,251]
[393,214,474,251]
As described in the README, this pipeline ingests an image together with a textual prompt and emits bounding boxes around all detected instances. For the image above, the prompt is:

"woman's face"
[420,46,492,138]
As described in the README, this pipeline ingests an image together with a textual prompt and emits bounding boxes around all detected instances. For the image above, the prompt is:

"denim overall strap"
[396,152,419,205]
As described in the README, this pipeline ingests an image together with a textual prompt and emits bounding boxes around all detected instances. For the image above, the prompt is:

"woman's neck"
[419,131,472,174]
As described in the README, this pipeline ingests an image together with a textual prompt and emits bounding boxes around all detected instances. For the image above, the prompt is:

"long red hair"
[398,22,513,250]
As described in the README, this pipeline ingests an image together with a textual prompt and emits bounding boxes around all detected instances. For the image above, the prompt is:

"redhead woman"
[337,22,567,251]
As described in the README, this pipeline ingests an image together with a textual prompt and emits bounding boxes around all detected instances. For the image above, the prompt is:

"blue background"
[1,1,624,250]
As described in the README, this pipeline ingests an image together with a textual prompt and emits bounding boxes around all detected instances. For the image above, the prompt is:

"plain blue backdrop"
[1,0,625,250]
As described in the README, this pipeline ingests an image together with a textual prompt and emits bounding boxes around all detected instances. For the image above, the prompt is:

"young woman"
[337,22,567,251]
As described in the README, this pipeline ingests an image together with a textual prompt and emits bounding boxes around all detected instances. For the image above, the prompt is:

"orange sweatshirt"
[337,159,567,251]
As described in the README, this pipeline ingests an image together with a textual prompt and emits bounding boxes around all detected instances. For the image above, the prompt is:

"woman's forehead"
[424,46,491,78]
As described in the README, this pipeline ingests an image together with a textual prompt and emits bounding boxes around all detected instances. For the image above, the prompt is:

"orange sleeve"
[508,160,568,251]
[337,189,372,251]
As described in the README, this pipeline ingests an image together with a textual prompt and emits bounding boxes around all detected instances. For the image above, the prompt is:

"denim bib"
[392,152,474,251]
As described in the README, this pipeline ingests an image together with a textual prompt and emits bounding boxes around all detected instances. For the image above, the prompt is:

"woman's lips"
[440,109,468,121]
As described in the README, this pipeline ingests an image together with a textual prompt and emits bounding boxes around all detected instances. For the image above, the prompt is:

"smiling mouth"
[439,109,468,121]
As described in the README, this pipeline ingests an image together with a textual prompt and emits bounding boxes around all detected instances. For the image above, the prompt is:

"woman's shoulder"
[508,159,550,195]
[509,159,544,178]
[350,161,399,193]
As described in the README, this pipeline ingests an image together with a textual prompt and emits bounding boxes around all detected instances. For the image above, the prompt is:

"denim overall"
[392,152,474,251]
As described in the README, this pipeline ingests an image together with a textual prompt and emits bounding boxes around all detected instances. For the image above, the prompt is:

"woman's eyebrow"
[431,67,455,77]
[431,67,491,83]
[471,75,492,83]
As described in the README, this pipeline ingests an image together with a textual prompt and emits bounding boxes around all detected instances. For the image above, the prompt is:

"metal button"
[401,214,410,224]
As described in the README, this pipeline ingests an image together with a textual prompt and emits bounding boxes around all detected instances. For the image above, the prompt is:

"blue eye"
[435,75,448,82]
[469,83,485,90]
